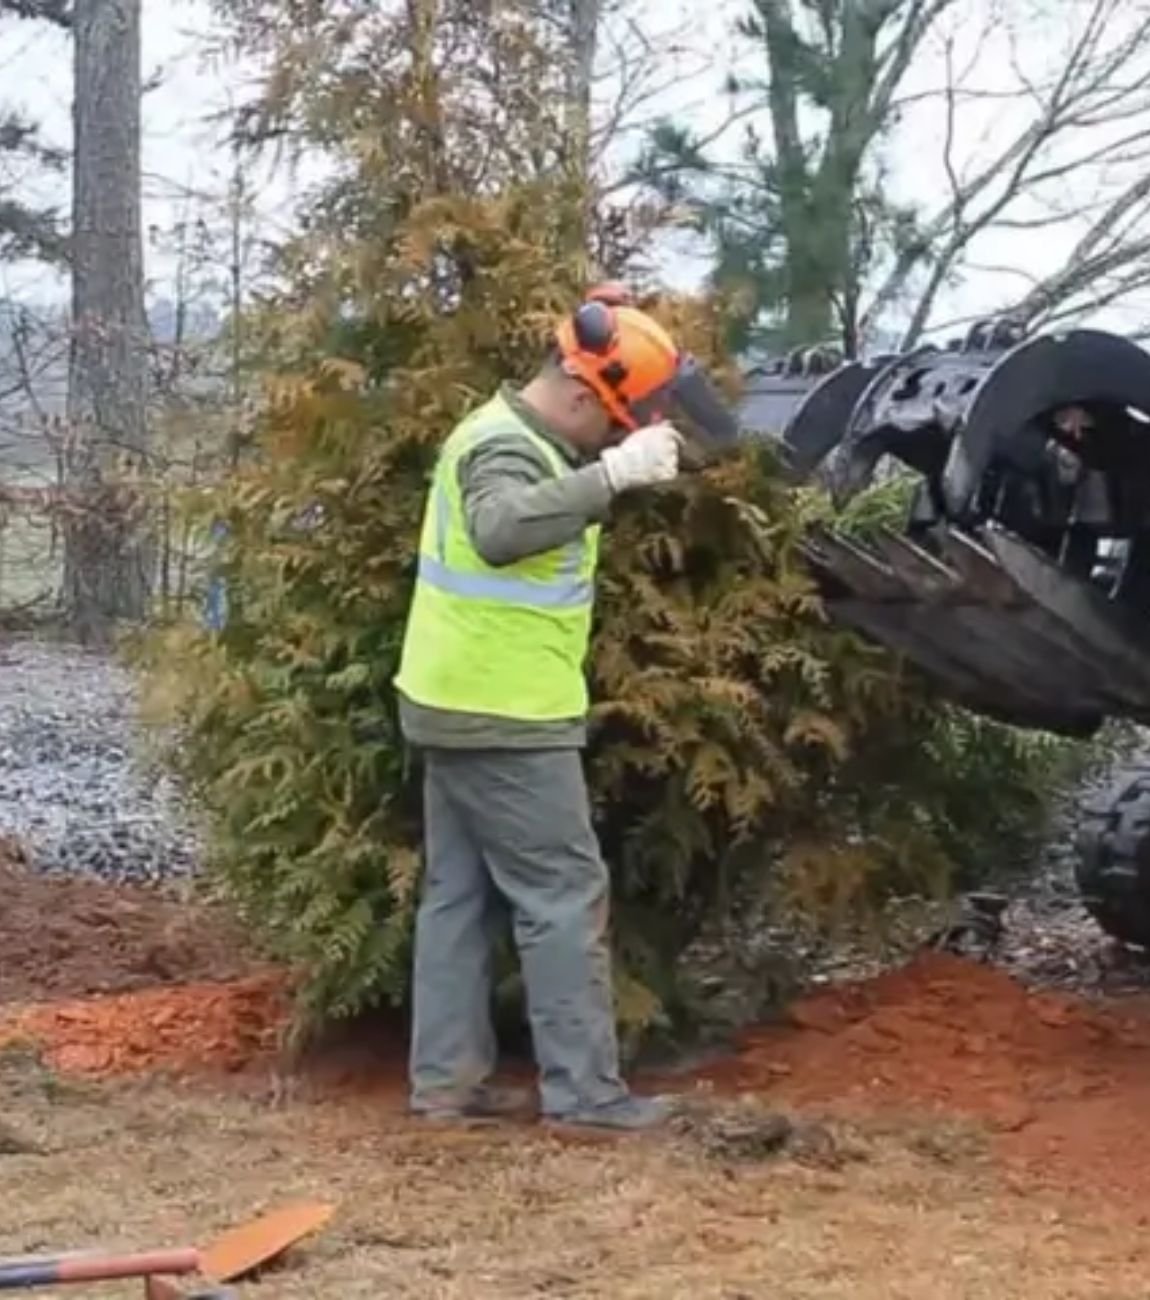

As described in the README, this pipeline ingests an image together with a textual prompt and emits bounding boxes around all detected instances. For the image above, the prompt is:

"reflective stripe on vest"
[418,478,593,609]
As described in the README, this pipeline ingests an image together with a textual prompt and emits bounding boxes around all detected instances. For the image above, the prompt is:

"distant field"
[0,470,62,612]
[0,469,212,619]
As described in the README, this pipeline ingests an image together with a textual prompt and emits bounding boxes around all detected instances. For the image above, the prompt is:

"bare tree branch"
[869,0,960,130]
[1010,182,1150,323]
[855,0,1150,346]
[0,0,71,25]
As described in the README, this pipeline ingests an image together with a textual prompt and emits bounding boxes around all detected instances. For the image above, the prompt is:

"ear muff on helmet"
[572,300,617,355]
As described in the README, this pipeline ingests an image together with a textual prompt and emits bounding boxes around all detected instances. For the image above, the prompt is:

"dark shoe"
[544,1094,674,1132]
[411,1083,531,1123]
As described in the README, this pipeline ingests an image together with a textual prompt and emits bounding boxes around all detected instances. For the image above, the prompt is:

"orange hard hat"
[554,287,681,431]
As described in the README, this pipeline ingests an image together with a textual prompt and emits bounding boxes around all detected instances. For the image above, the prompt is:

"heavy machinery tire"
[1076,766,1150,948]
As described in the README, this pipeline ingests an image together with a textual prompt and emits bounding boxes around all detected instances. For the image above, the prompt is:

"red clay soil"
[0,974,290,1076]
[7,836,1150,1210]
[0,839,291,1078]
[0,840,262,1004]
[694,951,1150,1206]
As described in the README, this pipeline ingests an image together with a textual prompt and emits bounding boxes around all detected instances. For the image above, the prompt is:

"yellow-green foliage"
[139,186,595,1021]
[583,428,911,1002]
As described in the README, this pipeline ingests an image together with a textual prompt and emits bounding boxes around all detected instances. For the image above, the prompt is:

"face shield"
[628,354,741,453]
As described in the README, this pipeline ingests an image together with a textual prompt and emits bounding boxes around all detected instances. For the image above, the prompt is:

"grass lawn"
[2,1048,1146,1300]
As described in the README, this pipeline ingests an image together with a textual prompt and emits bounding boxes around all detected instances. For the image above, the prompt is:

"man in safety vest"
[394,288,686,1130]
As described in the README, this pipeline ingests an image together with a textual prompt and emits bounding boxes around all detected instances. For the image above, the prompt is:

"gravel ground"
[0,637,202,884]
[993,791,1150,998]
[797,764,1150,1000]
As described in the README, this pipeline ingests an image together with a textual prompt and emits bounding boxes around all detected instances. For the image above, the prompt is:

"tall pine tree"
[635,0,947,355]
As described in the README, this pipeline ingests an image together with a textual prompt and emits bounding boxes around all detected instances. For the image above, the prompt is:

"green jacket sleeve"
[457,432,612,567]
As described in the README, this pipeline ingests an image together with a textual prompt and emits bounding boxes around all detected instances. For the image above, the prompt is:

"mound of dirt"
[0,974,289,1077]
[9,841,1150,1213]
[695,951,1150,1203]
[0,840,290,1079]
[0,840,260,1004]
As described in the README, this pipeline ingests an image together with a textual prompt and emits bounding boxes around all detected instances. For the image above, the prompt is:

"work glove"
[600,423,682,495]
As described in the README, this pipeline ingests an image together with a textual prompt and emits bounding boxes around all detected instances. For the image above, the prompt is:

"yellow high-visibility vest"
[394,392,601,720]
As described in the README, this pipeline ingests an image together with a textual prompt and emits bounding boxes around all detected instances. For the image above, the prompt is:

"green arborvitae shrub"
[140,299,1088,1037]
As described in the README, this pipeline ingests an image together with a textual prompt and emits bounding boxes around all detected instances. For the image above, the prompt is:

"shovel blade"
[199,1202,335,1284]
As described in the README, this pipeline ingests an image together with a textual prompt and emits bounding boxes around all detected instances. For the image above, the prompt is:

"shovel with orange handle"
[0,1202,334,1295]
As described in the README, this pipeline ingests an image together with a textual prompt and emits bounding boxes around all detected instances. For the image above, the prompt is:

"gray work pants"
[409,747,628,1116]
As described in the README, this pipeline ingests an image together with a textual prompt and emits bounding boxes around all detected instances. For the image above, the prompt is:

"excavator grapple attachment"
[743,317,1150,945]
[798,522,1150,736]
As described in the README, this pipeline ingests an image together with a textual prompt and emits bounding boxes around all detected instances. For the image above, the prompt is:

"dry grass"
[0,1051,1146,1300]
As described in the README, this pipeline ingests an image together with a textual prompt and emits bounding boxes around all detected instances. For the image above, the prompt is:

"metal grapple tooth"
[799,525,907,599]
[985,529,1150,710]
[780,361,880,481]
[864,529,963,599]
[936,528,1026,607]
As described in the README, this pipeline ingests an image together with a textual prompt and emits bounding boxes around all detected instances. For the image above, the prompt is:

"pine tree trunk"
[781,199,850,348]
[565,0,598,171]
[563,0,599,256]
[64,0,149,644]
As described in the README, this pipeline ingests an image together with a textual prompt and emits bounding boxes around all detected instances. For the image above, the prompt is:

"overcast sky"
[2,0,1148,343]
